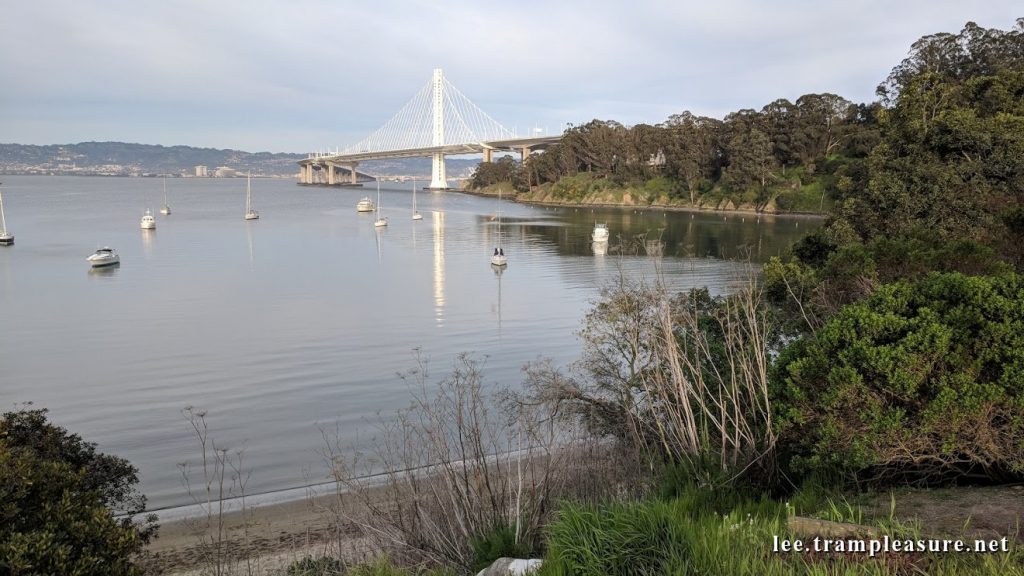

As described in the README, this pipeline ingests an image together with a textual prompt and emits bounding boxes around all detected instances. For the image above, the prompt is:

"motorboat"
[356,197,375,212]
[0,183,12,245]
[140,209,156,230]
[592,223,609,242]
[244,174,259,220]
[87,247,120,267]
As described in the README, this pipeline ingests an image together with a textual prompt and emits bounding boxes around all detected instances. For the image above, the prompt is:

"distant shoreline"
[456,186,828,219]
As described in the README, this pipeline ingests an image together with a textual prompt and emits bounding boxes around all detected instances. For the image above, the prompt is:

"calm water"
[0,175,817,510]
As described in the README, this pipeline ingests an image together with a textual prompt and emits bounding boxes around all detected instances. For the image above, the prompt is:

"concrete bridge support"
[326,163,336,185]
[347,162,359,184]
[429,152,447,190]
[483,148,493,163]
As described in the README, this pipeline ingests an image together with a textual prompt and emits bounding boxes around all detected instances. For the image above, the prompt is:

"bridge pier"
[326,163,336,185]
[428,152,448,190]
[520,146,531,162]
[483,148,493,163]
[347,162,359,185]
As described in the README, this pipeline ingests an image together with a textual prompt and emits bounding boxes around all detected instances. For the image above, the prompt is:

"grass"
[534,484,1024,576]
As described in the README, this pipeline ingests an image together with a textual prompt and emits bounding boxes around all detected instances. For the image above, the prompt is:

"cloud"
[0,0,1019,151]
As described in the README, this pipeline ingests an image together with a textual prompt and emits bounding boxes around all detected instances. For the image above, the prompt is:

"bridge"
[298,69,561,189]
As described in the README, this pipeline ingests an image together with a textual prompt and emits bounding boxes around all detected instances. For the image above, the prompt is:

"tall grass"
[537,486,1024,576]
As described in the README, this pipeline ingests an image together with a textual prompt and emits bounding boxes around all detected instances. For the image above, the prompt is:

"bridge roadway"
[297,135,562,186]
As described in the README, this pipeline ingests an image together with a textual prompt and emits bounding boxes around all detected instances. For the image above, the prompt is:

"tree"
[660,112,723,204]
[773,272,1024,485]
[0,408,155,575]
[721,110,775,193]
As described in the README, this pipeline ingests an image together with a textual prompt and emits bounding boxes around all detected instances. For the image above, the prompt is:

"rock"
[787,516,880,539]
[476,557,543,576]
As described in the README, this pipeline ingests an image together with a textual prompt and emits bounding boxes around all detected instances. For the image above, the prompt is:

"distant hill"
[0,141,484,179]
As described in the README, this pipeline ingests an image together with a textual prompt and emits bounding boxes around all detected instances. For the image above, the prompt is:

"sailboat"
[244,173,259,220]
[490,187,507,267]
[160,177,171,215]
[374,178,388,228]
[0,182,12,245]
[412,179,423,220]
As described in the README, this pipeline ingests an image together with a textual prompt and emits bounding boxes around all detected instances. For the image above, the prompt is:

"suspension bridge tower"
[428,68,448,190]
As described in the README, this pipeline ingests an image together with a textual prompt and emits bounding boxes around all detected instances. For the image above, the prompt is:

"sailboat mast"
[0,186,6,232]
[246,174,251,212]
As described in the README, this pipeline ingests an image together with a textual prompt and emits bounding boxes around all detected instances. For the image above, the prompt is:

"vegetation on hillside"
[0,407,156,575]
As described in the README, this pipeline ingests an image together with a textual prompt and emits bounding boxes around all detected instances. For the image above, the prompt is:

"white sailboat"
[244,173,259,220]
[490,187,507,267]
[412,179,423,220]
[160,177,171,215]
[374,178,388,228]
[0,183,12,245]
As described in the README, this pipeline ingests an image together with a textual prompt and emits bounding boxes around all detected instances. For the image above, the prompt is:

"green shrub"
[0,407,155,576]
[470,524,533,572]
[286,555,345,575]
[773,271,1024,485]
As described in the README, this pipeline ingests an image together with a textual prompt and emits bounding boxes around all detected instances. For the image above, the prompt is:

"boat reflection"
[87,263,120,277]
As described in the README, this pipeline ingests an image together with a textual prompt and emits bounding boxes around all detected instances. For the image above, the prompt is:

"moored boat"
[87,247,120,267]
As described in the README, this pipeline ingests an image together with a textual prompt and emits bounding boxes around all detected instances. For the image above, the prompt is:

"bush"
[773,272,1024,485]
[286,555,345,575]
[0,407,155,575]
[470,524,533,572]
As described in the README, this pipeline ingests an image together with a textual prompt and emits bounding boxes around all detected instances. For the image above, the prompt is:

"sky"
[0,1,1019,153]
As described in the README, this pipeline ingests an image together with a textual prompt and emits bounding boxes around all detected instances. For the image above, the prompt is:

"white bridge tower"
[428,68,448,190]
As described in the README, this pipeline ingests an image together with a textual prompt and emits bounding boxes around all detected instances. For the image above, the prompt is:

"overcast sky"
[0,1,1019,153]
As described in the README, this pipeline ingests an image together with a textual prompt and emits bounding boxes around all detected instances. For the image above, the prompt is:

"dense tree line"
[471,94,882,207]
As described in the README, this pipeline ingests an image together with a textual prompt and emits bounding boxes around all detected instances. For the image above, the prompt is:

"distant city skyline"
[0,1,1019,153]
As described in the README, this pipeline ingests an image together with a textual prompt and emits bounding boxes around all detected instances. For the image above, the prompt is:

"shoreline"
[456,186,828,219]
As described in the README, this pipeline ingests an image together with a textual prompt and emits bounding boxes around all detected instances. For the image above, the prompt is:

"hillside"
[0,141,481,178]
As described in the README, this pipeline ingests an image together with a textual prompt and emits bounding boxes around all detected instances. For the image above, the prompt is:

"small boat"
[0,182,12,245]
[490,186,507,267]
[159,177,171,215]
[412,179,423,220]
[592,223,609,242]
[140,209,156,230]
[356,197,375,212]
[374,179,388,228]
[87,247,120,267]
[244,173,259,220]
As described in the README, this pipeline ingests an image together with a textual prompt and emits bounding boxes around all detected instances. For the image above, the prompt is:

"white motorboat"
[0,183,13,245]
[592,223,609,242]
[490,186,507,267]
[373,179,388,227]
[140,209,156,230]
[412,179,423,220]
[87,247,120,267]
[244,173,259,220]
[160,177,171,215]
[356,197,375,212]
